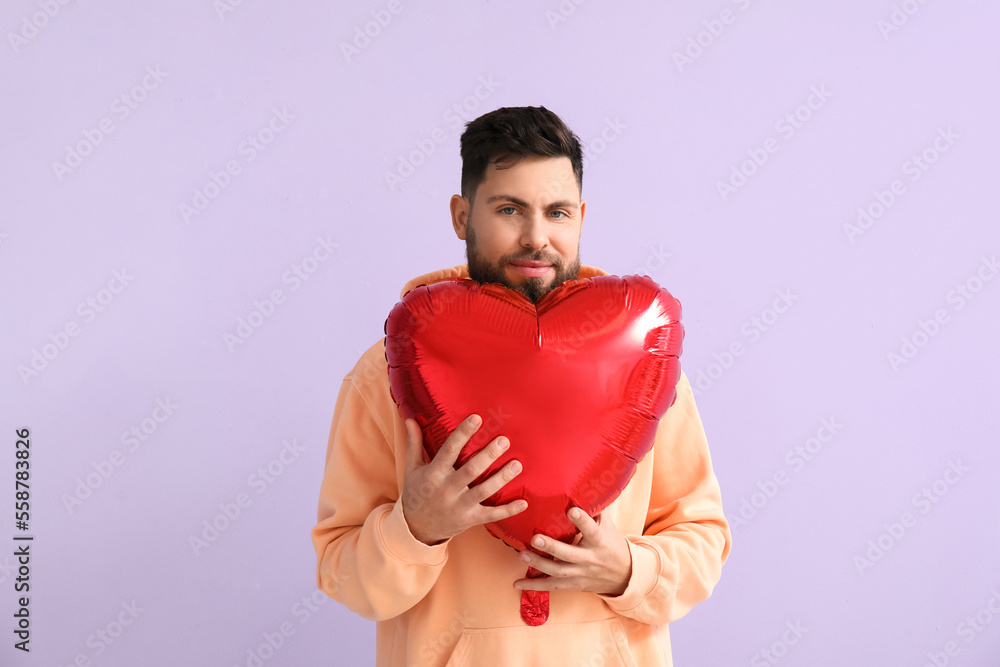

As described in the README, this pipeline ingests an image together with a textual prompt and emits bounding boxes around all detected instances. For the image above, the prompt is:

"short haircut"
[459,106,583,202]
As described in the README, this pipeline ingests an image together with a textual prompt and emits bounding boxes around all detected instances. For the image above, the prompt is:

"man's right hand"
[401,413,528,546]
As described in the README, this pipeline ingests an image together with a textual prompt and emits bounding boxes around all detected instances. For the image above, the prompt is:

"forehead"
[477,155,579,202]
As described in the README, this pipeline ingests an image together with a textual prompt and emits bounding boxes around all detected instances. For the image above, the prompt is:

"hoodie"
[312,264,731,666]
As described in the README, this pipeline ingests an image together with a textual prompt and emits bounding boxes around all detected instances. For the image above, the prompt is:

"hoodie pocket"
[443,617,637,667]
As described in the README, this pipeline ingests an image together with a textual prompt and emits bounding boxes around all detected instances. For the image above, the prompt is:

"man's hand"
[512,507,633,597]
[401,414,528,546]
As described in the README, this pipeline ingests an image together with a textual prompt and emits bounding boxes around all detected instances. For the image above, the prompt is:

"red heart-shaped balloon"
[384,274,684,556]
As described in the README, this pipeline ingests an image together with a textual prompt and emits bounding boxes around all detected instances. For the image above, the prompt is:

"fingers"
[518,549,568,577]
[525,532,579,563]
[407,413,525,520]
[479,497,529,524]
[453,434,511,488]
[566,506,601,541]
[521,508,600,563]
[513,575,556,592]
[402,418,424,473]
[430,413,482,470]
[468,457,522,503]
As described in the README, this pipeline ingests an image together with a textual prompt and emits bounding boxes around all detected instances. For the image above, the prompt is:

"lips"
[509,261,553,278]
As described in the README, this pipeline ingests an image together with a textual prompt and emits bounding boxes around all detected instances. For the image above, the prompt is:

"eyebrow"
[484,194,579,210]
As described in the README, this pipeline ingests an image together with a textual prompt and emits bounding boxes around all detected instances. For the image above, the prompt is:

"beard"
[464,218,581,304]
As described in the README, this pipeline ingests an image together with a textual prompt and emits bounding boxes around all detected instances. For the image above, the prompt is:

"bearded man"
[312,106,731,666]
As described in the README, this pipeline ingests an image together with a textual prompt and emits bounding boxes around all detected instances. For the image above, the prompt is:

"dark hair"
[459,106,583,201]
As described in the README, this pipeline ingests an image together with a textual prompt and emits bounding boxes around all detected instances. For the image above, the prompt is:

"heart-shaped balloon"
[384,274,684,555]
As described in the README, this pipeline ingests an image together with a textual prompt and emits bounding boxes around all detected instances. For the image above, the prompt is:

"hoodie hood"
[399,264,610,299]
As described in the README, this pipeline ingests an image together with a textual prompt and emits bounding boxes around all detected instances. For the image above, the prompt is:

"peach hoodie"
[312,265,732,666]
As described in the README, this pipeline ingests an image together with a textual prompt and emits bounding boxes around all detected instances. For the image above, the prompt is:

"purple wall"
[2,1,998,665]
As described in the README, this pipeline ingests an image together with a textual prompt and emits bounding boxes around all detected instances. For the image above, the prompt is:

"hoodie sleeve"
[598,371,732,625]
[311,341,450,621]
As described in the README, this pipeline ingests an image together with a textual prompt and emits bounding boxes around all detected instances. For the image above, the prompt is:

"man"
[312,106,731,666]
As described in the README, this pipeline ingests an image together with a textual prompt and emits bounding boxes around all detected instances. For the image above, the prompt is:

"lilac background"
[2,1,999,665]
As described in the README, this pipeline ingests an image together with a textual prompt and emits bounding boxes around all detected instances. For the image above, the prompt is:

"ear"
[450,194,470,240]
[579,199,586,228]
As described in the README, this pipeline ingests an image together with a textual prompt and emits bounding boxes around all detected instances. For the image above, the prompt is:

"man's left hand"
[512,507,632,597]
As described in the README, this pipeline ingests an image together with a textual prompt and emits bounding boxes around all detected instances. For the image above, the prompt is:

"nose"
[520,213,549,251]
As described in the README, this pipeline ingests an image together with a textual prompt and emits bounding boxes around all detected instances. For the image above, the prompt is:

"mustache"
[506,252,560,265]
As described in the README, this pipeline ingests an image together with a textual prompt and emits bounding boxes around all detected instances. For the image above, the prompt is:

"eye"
[500,206,517,215]
[550,210,567,219]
